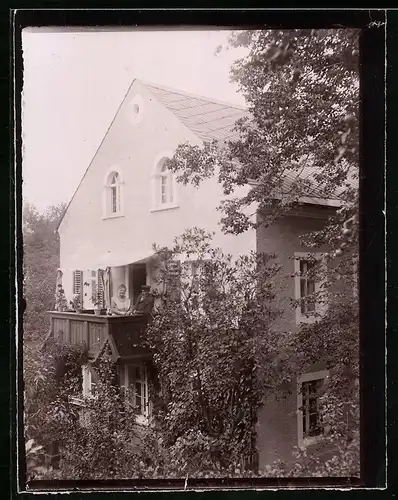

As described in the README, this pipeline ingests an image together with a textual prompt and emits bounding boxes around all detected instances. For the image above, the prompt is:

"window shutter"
[73,270,83,295]
[97,269,105,308]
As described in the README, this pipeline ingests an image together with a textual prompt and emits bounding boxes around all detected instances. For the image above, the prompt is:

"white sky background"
[22,28,249,212]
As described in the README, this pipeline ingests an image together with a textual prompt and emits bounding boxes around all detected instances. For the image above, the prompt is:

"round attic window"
[129,95,145,124]
[132,103,140,116]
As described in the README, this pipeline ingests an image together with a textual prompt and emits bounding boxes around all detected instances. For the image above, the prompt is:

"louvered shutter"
[73,270,83,301]
[97,269,105,308]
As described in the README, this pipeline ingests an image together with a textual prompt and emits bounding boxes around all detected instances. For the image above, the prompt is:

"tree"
[24,225,358,480]
[24,339,139,480]
[166,30,360,476]
[168,29,359,249]
[23,202,70,478]
[24,337,87,480]
[24,228,282,480]
[23,203,67,340]
[144,227,283,476]
[47,352,151,480]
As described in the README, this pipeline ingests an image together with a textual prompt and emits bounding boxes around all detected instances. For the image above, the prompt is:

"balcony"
[47,311,150,361]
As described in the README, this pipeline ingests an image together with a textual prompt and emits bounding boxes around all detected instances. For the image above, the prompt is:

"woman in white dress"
[110,284,132,316]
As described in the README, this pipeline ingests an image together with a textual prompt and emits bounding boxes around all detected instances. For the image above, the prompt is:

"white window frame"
[67,366,94,428]
[102,167,124,219]
[294,252,328,324]
[82,364,97,398]
[297,370,329,449]
[150,151,178,212]
[122,363,151,425]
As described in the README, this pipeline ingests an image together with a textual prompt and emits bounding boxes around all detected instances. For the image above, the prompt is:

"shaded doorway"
[129,264,147,304]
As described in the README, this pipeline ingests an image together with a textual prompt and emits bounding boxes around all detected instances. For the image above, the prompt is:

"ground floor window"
[82,364,98,398]
[81,362,151,423]
[297,370,329,447]
[121,363,150,420]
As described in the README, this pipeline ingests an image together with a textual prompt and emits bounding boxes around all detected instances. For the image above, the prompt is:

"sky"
[22,28,248,212]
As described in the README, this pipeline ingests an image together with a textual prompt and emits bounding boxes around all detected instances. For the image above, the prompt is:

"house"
[56,79,255,310]
[49,79,357,473]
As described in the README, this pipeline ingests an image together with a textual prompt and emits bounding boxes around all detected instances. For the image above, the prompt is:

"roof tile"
[145,83,248,142]
[144,81,357,203]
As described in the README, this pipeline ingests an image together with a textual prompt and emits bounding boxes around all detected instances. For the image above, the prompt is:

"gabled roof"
[58,79,356,230]
[143,82,357,205]
[281,162,357,205]
[144,82,248,142]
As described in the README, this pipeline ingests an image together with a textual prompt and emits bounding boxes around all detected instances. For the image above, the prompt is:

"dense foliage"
[166,29,360,476]
[168,29,359,248]
[45,353,153,480]
[24,342,144,480]
[145,228,282,475]
[25,228,284,480]
[24,229,359,481]
[24,338,87,479]
[23,203,66,340]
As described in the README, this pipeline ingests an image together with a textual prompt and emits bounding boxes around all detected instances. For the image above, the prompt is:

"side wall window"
[297,370,329,448]
[294,252,327,324]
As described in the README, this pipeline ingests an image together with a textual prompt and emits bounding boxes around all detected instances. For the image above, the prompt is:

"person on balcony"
[111,284,132,316]
[133,284,154,315]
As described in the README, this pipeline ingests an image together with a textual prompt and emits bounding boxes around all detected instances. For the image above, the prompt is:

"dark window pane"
[307,300,316,313]
[309,411,320,436]
[302,379,324,438]
[300,278,307,313]
[91,368,99,384]
[111,186,117,212]
[307,260,315,271]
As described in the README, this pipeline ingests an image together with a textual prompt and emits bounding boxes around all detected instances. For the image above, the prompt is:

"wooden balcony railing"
[47,311,150,360]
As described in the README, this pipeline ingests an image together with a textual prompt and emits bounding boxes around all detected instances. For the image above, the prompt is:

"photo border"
[9,7,387,496]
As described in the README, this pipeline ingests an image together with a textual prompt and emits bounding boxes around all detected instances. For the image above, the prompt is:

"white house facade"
[57,79,256,308]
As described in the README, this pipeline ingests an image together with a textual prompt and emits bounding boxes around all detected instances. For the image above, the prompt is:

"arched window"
[109,172,120,213]
[151,152,178,211]
[104,169,123,217]
[158,160,174,205]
